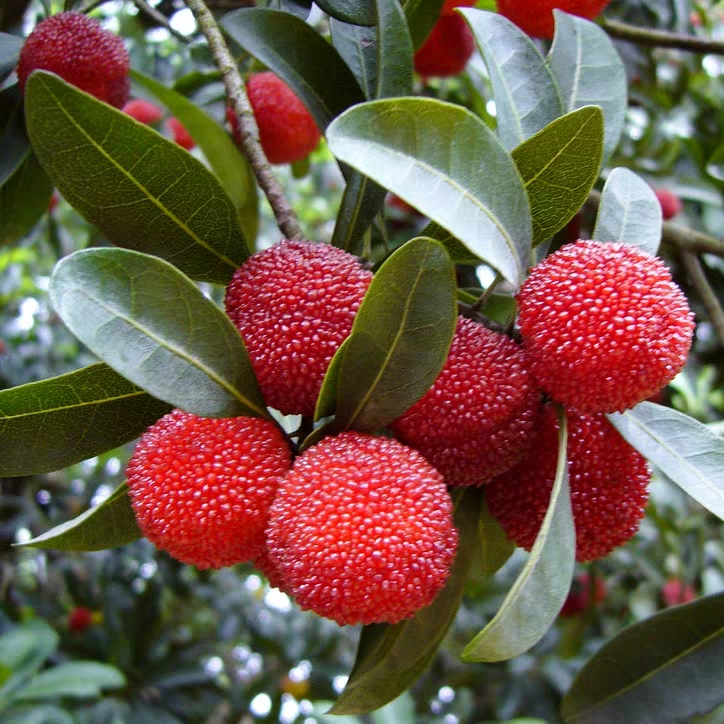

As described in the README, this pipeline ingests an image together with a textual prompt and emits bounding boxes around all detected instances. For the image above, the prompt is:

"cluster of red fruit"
[125,236,693,626]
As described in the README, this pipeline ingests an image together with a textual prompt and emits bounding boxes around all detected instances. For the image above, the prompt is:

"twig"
[184,0,303,241]
[680,252,724,347]
[601,18,724,56]
[470,271,503,313]
[132,0,190,44]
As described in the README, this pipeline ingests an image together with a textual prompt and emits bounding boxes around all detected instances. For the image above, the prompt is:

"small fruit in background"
[497,0,611,39]
[560,572,607,617]
[126,410,292,569]
[47,191,59,214]
[16,12,130,108]
[166,117,195,150]
[414,14,476,78]
[123,98,164,125]
[241,72,321,164]
[266,432,458,625]
[654,188,683,220]
[517,239,695,414]
[68,606,98,633]
[486,406,651,562]
[662,578,696,607]
[391,316,541,486]
[224,239,372,417]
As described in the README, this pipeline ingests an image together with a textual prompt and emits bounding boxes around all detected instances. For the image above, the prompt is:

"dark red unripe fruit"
[266,432,458,625]
[123,98,163,125]
[127,410,291,570]
[224,239,373,417]
[414,14,476,78]
[68,607,95,633]
[486,406,651,562]
[166,117,195,150]
[391,317,541,486]
[654,188,683,220]
[517,240,694,414]
[662,578,696,607]
[17,12,129,108]
[559,572,607,617]
[246,72,321,164]
[497,0,611,39]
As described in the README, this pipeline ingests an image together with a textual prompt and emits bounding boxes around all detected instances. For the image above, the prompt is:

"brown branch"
[680,253,724,347]
[601,18,724,56]
[183,0,303,241]
[132,0,190,43]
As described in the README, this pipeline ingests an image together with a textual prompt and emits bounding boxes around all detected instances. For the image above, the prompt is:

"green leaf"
[131,70,258,248]
[0,150,53,246]
[478,499,516,581]
[374,0,413,99]
[461,9,563,151]
[592,168,661,255]
[25,72,246,284]
[0,363,170,477]
[15,662,125,702]
[462,409,575,662]
[512,106,604,247]
[548,11,627,165]
[333,238,457,432]
[0,85,29,188]
[316,0,375,26]
[0,32,23,84]
[331,173,388,255]
[314,336,351,421]
[221,9,364,131]
[17,482,141,552]
[330,20,378,99]
[327,98,532,288]
[331,489,481,715]
[561,592,724,724]
[422,221,482,265]
[49,248,267,419]
[403,0,445,49]
[2,705,75,724]
[607,402,724,522]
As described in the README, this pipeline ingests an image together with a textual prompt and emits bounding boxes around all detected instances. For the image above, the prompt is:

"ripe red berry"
[246,72,321,165]
[559,572,607,617]
[662,578,696,607]
[391,317,541,486]
[486,406,651,562]
[68,607,95,633]
[224,239,372,417]
[166,117,195,150]
[517,240,694,414]
[127,410,291,569]
[253,548,290,593]
[266,432,458,625]
[654,188,683,220]
[17,12,129,108]
[123,98,164,125]
[497,0,611,39]
[414,14,476,78]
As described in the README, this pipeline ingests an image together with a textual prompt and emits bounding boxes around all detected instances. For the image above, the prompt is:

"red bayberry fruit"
[442,0,476,14]
[391,317,541,486]
[68,607,95,633]
[17,12,129,108]
[497,0,611,39]
[266,432,458,625]
[414,14,476,78]
[253,548,290,593]
[224,239,372,417]
[517,240,694,414]
[246,72,321,164]
[654,188,683,220]
[127,410,291,569]
[123,98,163,125]
[487,406,651,562]
[662,578,696,607]
[559,572,607,617]
[166,117,195,150]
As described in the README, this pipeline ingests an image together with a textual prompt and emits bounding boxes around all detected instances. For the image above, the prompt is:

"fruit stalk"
[184,0,304,241]
[601,18,724,56]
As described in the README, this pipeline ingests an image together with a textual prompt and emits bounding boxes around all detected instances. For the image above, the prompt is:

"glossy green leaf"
[49,248,268,419]
[374,0,413,99]
[463,409,575,662]
[422,221,481,265]
[268,0,313,19]
[403,0,445,49]
[548,11,627,164]
[608,402,724,522]
[562,592,724,723]
[131,70,258,248]
[592,168,661,255]
[316,0,375,25]
[314,336,351,421]
[461,10,563,151]
[17,482,141,552]
[333,238,457,432]
[0,32,22,84]
[330,20,378,99]
[221,9,364,131]
[0,363,170,476]
[2,705,75,724]
[512,106,604,247]
[16,662,125,701]
[331,489,481,715]
[331,173,388,255]
[327,98,532,288]
[25,72,246,284]
[0,85,29,188]
[0,150,53,246]
[478,499,516,581]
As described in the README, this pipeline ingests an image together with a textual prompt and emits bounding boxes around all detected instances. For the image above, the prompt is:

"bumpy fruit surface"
[224,239,372,417]
[654,188,683,220]
[166,117,195,150]
[486,406,651,562]
[497,0,611,39]
[266,432,458,625]
[246,72,321,164]
[123,98,163,125]
[17,12,129,108]
[414,14,475,78]
[391,317,541,486]
[127,410,291,569]
[517,240,694,414]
